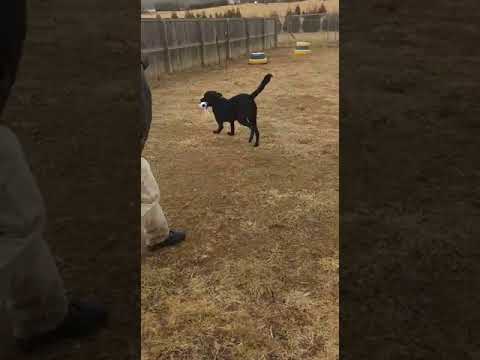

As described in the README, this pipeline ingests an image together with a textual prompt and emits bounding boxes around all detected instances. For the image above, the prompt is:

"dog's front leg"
[228,121,235,136]
[213,123,224,134]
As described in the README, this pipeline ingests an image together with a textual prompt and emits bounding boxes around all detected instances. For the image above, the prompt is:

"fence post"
[245,18,250,54]
[322,15,327,43]
[273,18,278,48]
[326,14,330,43]
[198,20,205,67]
[214,23,221,65]
[161,20,172,73]
[225,19,231,60]
[263,18,266,50]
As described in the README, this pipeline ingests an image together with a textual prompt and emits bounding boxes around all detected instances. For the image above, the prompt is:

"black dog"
[199,74,273,147]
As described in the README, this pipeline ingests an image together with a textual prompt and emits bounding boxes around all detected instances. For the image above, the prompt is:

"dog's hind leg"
[253,125,260,147]
[228,121,235,136]
[241,116,254,143]
[213,123,224,134]
[249,112,260,147]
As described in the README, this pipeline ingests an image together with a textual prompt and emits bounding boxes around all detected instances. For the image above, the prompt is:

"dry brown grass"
[142,0,339,19]
[142,36,338,359]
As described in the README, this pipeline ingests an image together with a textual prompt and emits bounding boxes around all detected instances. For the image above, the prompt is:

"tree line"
[153,1,329,34]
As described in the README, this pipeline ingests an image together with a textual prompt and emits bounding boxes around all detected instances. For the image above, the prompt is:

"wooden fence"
[141,18,278,80]
[280,13,339,34]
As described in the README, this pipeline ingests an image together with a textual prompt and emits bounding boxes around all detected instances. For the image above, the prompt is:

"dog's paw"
[227,132,235,136]
[213,130,219,134]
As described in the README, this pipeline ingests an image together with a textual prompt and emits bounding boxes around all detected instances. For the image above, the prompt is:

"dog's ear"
[213,92,223,98]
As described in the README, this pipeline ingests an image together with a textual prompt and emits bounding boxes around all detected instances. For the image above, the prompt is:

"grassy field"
[142,0,339,19]
[142,36,338,359]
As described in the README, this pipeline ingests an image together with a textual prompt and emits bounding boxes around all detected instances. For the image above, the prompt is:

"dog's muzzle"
[199,101,208,110]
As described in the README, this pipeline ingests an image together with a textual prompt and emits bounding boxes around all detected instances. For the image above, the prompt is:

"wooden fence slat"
[214,24,221,65]
[198,20,205,67]
[245,18,250,54]
[263,18,266,50]
[225,19,231,60]
[274,18,278,48]
[160,20,172,73]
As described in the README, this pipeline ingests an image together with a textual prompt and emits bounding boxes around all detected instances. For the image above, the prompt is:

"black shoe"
[148,230,186,251]
[16,300,108,352]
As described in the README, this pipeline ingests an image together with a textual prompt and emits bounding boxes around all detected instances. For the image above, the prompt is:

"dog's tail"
[250,74,273,99]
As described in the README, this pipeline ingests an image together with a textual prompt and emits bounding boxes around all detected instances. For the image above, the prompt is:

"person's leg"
[1,238,108,352]
[0,128,108,352]
[2,237,108,353]
[5,238,67,340]
[141,157,185,252]
[143,202,171,249]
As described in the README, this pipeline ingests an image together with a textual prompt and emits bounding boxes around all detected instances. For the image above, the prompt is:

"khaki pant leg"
[142,202,170,250]
[141,158,170,254]
[2,239,68,339]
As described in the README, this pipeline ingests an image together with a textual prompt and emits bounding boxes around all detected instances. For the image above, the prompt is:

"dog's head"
[199,91,223,109]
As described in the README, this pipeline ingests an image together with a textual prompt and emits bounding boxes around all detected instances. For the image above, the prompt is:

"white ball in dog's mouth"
[199,101,208,110]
